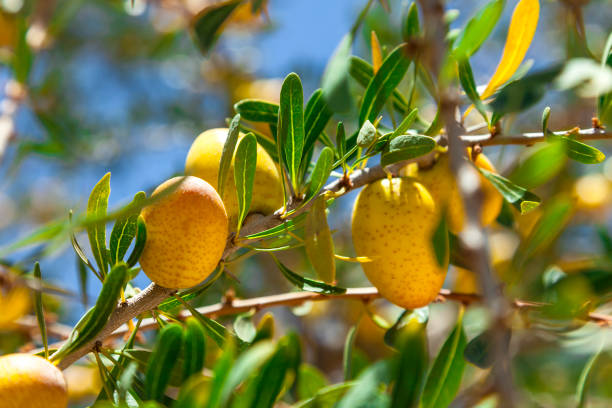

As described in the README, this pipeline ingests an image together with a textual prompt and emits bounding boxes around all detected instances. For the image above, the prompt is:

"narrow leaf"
[563,136,605,164]
[51,263,128,363]
[190,0,242,54]
[218,114,241,198]
[479,0,540,100]
[234,100,278,124]
[453,0,505,58]
[477,167,541,214]
[422,310,467,408]
[359,44,412,125]
[109,191,146,265]
[390,320,428,408]
[343,324,358,381]
[272,256,346,294]
[303,89,333,161]
[322,33,353,113]
[278,73,305,190]
[32,262,48,359]
[337,361,392,408]
[509,141,567,189]
[576,346,602,408]
[126,216,147,268]
[87,172,111,276]
[306,147,334,201]
[371,31,383,74]
[390,108,418,139]
[182,317,207,382]
[457,57,488,122]
[380,134,435,167]
[304,197,336,283]
[145,323,183,402]
[402,2,420,42]
[234,133,257,234]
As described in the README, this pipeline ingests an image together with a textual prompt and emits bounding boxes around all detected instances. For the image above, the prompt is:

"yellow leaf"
[371,30,383,74]
[465,0,540,117]
[334,254,374,263]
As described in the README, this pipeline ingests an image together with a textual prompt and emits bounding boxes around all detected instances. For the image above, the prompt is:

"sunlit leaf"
[359,44,412,125]
[272,256,346,294]
[453,0,504,58]
[109,191,145,266]
[234,100,278,124]
[322,34,353,113]
[477,167,541,214]
[87,172,111,276]
[234,133,257,234]
[380,134,435,167]
[278,72,305,190]
[218,114,241,198]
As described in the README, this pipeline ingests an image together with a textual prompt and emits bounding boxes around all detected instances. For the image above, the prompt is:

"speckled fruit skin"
[0,353,68,408]
[418,152,502,234]
[139,176,228,289]
[352,177,449,309]
[185,128,283,225]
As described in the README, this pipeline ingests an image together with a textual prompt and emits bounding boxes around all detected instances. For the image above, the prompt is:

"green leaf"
[349,56,410,115]
[562,136,605,164]
[218,341,276,406]
[431,211,449,268]
[295,382,355,408]
[272,256,346,294]
[304,197,336,283]
[109,191,146,266]
[359,44,412,125]
[297,364,329,401]
[514,196,573,266]
[87,172,111,276]
[390,108,418,139]
[126,216,147,268]
[243,212,308,239]
[76,257,88,307]
[238,123,278,163]
[206,337,236,408]
[337,361,392,408]
[576,346,602,408]
[0,219,68,258]
[402,2,420,42]
[457,57,488,122]
[12,18,33,84]
[145,323,183,402]
[278,73,305,190]
[453,0,504,58]
[190,0,242,54]
[234,133,258,233]
[51,263,128,363]
[477,167,541,214]
[343,324,358,381]
[233,312,257,343]
[421,312,467,408]
[509,141,567,189]
[234,100,278,124]
[321,33,353,113]
[303,89,333,159]
[463,329,510,369]
[306,147,334,202]
[380,134,436,167]
[336,122,346,164]
[32,262,48,360]
[490,65,562,115]
[390,320,428,408]
[218,115,242,198]
[356,120,377,148]
[182,318,207,382]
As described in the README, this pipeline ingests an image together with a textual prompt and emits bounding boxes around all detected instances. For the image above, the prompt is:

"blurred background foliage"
[0,0,611,406]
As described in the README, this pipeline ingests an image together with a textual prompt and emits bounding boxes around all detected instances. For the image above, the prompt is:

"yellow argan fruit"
[140,176,228,289]
[453,267,480,294]
[0,285,31,329]
[63,365,102,402]
[352,177,448,309]
[0,353,68,408]
[418,152,502,234]
[185,128,283,225]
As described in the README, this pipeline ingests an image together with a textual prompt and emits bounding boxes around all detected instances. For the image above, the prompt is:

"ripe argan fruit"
[185,128,283,225]
[0,353,68,408]
[418,151,502,233]
[352,177,449,309]
[139,176,228,289]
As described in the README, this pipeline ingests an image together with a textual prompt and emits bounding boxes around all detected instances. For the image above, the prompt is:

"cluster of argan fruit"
[138,127,502,309]
[0,129,501,406]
